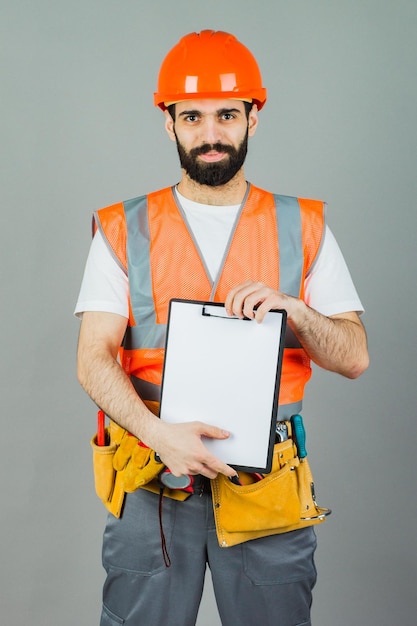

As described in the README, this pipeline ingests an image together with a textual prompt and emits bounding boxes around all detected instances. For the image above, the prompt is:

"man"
[76,30,368,626]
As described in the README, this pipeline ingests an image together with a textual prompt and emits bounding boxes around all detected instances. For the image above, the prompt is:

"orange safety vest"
[94,184,325,420]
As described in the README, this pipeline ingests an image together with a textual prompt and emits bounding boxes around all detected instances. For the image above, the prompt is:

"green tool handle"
[291,414,307,458]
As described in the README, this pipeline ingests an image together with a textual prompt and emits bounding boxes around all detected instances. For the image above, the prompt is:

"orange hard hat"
[154,30,267,111]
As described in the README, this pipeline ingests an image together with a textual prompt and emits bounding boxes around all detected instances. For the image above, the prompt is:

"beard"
[174,131,248,187]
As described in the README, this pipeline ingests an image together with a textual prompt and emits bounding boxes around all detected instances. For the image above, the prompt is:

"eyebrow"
[178,107,242,118]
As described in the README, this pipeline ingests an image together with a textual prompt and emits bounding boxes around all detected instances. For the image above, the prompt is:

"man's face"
[165,99,258,187]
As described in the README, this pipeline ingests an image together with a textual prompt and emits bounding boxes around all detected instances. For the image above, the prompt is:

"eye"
[220,113,235,121]
[184,114,199,123]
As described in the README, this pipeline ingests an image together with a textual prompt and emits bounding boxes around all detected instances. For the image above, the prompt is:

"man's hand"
[144,419,236,480]
[225,280,297,323]
[225,280,369,379]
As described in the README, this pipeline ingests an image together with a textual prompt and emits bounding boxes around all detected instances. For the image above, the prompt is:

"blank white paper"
[159,300,286,471]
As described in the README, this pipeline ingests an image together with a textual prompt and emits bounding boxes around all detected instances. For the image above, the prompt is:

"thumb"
[201,424,231,440]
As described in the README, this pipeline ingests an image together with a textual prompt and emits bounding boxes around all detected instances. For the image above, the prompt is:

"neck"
[176,169,248,205]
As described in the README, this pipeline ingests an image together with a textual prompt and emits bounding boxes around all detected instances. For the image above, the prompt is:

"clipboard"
[159,299,287,473]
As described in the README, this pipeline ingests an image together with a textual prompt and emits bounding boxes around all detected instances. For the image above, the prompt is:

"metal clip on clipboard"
[202,304,252,321]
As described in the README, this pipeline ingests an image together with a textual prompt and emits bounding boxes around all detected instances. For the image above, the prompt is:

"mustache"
[190,143,235,157]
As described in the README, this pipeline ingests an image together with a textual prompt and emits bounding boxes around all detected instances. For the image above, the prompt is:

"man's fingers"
[198,462,236,480]
[157,421,235,479]
[225,281,270,319]
[225,281,291,323]
[224,280,259,316]
[196,427,236,478]
[200,424,230,440]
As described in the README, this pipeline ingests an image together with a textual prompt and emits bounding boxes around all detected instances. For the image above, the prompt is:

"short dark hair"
[167,100,253,122]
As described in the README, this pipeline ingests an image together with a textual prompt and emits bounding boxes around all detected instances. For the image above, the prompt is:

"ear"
[164,110,176,142]
[248,104,259,137]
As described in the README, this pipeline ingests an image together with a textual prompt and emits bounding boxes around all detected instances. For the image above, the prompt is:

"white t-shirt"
[75,195,363,318]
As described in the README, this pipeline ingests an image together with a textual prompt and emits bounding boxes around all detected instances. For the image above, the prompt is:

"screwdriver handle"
[291,414,307,459]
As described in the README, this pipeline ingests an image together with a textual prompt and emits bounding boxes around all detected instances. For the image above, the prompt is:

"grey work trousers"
[100,486,317,626]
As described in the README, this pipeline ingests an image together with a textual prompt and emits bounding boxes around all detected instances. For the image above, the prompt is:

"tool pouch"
[90,404,190,518]
[90,420,126,518]
[211,438,330,548]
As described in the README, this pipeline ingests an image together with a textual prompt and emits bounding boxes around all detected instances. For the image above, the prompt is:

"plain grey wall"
[1,0,416,624]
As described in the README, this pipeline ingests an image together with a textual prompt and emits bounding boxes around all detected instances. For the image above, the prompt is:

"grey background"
[1,0,416,624]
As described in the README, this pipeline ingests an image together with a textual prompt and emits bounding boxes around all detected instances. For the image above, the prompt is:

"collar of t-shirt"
[176,189,240,282]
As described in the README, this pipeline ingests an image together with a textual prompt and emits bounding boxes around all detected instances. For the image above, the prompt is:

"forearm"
[77,344,160,444]
[288,301,369,378]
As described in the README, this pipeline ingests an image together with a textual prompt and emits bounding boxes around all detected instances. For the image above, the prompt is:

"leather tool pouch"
[90,404,190,518]
[211,438,330,547]
[90,420,126,518]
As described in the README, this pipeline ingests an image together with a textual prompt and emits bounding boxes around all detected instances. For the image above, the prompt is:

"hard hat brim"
[154,89,267,111]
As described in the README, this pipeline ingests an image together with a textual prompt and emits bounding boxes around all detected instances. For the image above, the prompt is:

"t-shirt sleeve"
[304,226,364,317]
[74,230,129,319]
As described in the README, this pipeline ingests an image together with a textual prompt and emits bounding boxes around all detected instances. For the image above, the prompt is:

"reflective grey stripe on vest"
[274,195,303,349]
[123,195,167,351]
[131,375,161,402]
[275,194,303,297]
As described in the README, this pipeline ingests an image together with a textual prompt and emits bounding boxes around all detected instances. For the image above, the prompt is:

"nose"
[200,116,222,144]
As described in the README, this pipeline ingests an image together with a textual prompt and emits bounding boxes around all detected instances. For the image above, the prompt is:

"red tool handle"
[97,410,106,446]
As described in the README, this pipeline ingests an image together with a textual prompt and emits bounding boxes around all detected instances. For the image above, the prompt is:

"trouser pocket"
[101,602,125,625]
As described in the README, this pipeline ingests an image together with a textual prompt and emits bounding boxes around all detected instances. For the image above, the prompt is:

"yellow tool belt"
[90,415,330,544]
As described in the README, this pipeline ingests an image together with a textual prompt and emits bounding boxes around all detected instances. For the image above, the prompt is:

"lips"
[198,151,227,163]
[192,142,233,163]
